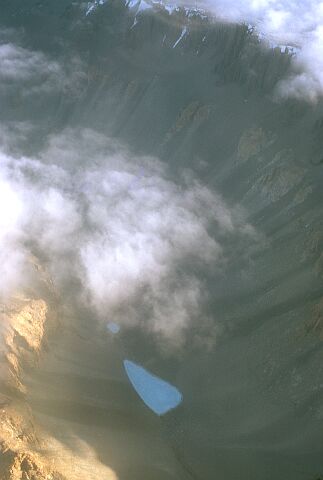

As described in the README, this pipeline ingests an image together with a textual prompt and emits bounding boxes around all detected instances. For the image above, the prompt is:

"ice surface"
[107,322,121,334]
[173,26,187,48]
[124,359,183,415]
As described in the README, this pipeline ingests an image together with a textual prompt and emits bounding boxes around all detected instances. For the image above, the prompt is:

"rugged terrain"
[0,1,323,479]
[0,260,66,479]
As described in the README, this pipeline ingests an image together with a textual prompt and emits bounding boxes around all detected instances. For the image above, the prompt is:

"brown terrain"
[0,260,67,479]
[0,259,186,480]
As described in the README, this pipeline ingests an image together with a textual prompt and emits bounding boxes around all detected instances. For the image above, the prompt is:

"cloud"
[175,0,323,101]
[0,42,62,97]
[0,127,256,350]
[275,24,323,102]
[0,29,258,352]
[0,29,87,105]
[0,166,27,296]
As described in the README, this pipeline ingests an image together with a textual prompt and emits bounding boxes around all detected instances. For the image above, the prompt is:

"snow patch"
[107,322,121,334]
[131,17,138,28]
[173,26,187,48]
[85,0,108,16]
[127,0,152,12]
[86,4,96,15]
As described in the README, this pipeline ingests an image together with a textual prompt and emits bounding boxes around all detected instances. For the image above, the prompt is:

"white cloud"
[0,156,30,296]
[0,30,87,102]
[177,0,323,101]
[275,23,323,101]
[0,31,258,351]
[0,128,256,350]
[0,42,63,96]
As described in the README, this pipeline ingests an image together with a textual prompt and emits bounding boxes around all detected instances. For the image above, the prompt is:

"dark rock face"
[0,2,323,480]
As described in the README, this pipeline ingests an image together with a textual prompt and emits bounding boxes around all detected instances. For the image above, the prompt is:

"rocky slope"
[0,263,186,480]
[0,257,67,479]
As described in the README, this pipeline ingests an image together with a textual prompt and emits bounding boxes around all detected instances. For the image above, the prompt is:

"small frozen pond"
[124,359,183,415]
[106,322,121,334]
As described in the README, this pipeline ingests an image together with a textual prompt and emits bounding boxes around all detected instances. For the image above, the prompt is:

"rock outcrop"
[0,260,66,480]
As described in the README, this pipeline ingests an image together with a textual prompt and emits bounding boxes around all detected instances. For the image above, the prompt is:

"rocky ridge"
[0,261,66,480]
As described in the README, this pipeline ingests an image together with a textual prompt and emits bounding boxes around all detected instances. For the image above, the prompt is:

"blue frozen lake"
[124,359,183,415]
[106,322,121,334]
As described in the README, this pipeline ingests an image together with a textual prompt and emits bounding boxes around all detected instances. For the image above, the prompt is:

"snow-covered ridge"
[84,0,301,57]
[85,0,213,20]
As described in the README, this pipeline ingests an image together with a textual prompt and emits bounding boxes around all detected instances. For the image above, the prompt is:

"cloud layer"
[0,32,87,109]
[0,29,258,351]
[182,0,323,101]
[0,127,256,349]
